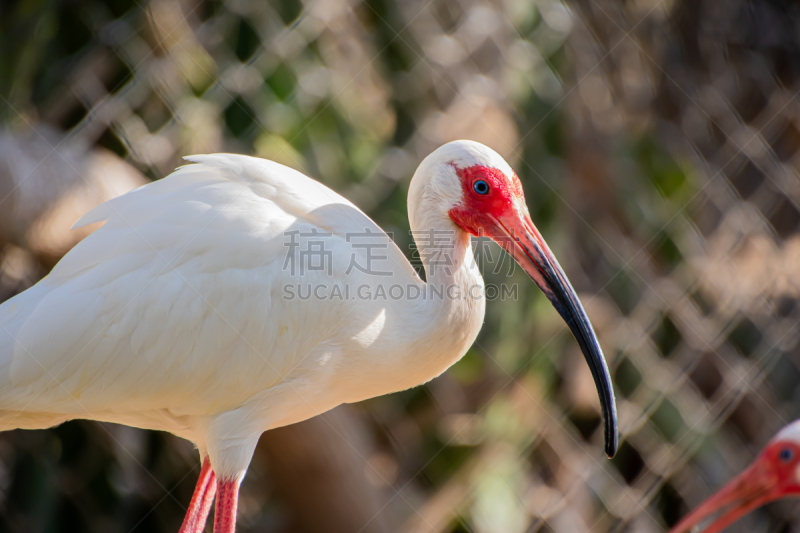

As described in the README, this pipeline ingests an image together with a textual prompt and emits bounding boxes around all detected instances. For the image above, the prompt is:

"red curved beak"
[490,210,618,458]
[670,459,782,533]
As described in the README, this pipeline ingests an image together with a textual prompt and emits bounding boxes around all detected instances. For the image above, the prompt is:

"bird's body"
[0,141,617,532]
[0,151,483,470]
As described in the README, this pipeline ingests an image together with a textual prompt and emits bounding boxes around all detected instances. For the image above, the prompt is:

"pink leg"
[179,456,218,533]
[213,478,239,533]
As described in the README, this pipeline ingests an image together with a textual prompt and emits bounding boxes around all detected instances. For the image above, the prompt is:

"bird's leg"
[213,477,240,533]
[179,456,218,533]
[205,413,260,533]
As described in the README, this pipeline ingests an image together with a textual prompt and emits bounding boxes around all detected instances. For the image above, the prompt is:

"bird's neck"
[409,202,480,290]
[405,205,485,379]
[417,224,480,295]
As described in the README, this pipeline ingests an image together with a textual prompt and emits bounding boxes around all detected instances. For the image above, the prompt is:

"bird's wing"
[0,155,418,422]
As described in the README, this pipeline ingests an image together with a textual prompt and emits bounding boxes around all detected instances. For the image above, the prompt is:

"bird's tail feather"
[0,282,51,411]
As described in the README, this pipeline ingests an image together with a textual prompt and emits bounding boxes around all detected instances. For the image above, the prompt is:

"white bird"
[0,140,617,532]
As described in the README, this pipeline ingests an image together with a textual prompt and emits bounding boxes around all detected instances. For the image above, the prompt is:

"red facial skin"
[670,440,800,533]
[447,164,560,306]
[448,164,523,238]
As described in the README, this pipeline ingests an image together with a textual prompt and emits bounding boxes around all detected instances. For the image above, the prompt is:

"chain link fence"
[1,0,799,531]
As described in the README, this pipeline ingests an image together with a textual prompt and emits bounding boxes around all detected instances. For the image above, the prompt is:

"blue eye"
[473,180,489,194]
[780,448,793,463]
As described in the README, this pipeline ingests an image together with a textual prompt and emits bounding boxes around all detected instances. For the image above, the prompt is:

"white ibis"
[0,140,617,532]
[671,420,800,533]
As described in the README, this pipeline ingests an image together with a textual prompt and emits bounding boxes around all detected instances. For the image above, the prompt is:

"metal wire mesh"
[1,0,799,532]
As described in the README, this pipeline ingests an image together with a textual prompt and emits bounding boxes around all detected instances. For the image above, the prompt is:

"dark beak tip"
[603,403,619,458]
[605,409,619,459]
[606,439,618,459]
[513,223,620,460]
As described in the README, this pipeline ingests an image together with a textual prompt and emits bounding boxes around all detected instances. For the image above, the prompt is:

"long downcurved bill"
[669,462,780,533]
[493,212,619,458]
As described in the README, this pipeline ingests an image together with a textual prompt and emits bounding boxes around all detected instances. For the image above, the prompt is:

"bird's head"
[670,420,800,533]
[409,140,618,458]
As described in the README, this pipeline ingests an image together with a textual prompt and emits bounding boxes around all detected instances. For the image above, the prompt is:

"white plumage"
[0,141,617,533]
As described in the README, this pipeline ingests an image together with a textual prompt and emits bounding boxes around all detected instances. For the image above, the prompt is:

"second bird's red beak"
[669,459,783,533]
[488,209,619,458]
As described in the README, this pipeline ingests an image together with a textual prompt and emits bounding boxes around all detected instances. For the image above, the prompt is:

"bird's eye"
[473,180,489,195]
[780,448,794,463]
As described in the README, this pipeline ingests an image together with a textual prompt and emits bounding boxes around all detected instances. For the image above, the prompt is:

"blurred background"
[2,0,800,531]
